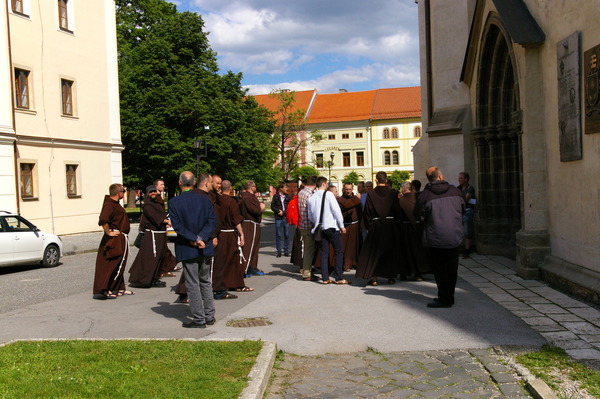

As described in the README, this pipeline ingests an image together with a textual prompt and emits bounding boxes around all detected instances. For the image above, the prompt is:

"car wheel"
[42,245,60,267]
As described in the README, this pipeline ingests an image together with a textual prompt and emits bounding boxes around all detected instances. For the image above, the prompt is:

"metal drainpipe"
[424,0,433,123]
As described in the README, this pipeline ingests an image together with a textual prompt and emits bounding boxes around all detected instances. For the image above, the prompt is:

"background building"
[414,0,600,301]
[254,87,422,188]
[1,0,123,235]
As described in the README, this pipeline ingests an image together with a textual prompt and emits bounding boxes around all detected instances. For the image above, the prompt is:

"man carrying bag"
[308,177,350,285]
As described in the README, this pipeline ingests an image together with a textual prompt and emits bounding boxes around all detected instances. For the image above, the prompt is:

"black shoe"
[151,280,166,287]
[206,318,216,325]
[182,321,206,328]
[427,301,452,308]
[276,253,281,258]
[284,252,290,257]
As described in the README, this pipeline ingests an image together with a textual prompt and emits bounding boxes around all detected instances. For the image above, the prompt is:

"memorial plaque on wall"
[584,43,600,134]
[557,32,582,162]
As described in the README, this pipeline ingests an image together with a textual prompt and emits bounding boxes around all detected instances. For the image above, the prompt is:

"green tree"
[291,165,319,184]
[267,90,320,182]
[116,0,277,195]
[388,170,412,191]
[342,171,360,185]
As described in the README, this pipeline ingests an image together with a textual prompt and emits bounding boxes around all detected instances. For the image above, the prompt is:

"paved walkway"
[14,220,597,398]
[267,348,529,399]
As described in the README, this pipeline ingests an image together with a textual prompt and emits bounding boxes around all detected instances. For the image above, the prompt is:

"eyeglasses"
[121,190,126,193]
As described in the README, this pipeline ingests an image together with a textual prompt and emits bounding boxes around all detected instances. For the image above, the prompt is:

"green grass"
[516,344,600,397]
[0,340,262,399]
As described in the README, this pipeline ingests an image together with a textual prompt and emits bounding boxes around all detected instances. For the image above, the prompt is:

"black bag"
[313,190,327,242]
[133,231,144,248]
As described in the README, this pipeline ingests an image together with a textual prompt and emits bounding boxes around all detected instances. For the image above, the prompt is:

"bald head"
[426,166,443,183]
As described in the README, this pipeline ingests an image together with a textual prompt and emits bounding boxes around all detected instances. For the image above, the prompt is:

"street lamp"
[193,125,209,178]
[327,151,335,181]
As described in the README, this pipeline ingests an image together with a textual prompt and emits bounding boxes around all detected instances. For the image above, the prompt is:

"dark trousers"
[320,228,344,281]
[275,219,290,254]
[427,247,459,305]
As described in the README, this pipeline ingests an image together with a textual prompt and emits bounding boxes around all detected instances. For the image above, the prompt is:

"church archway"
[473,19,522,258]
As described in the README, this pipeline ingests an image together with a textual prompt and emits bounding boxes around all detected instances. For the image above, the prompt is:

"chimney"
[338,89,348,93]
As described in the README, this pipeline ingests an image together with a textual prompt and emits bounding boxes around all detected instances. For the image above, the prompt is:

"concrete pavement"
[2,217,599,398]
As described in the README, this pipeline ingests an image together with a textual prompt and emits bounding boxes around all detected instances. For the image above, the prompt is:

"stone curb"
[526,379,560,399]
[238,341,277,399]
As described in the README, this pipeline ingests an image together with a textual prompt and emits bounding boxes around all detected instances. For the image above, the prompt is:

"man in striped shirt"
[297,175,318,281]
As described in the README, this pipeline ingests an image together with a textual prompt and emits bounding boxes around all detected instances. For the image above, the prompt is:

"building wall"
[0,2,17,212]
[371,119,421,179]
[417,0,600,299]
[307,121,372,188]
[7,0,123,234]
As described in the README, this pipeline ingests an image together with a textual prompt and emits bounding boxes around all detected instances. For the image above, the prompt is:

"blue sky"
[171,0,421,95]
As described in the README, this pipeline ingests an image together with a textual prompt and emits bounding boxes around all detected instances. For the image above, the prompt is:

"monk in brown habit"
[337,182,363,271]
[356,171,403,286]
[93,183,131,299]
[128,185,171,288]
[239,180,265,277]
[215,180,250,296]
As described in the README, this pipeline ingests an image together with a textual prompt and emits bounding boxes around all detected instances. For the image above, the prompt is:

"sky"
[170,0,421,95]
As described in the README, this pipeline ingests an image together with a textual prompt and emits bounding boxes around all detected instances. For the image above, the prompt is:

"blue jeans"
[320,228,344,281]
[275,219,290,254]
[183,256,215,324]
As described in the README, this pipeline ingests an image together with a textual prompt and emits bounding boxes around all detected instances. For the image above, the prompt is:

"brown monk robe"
[337,184,363,271]
[239,180,265,276]
[128,186,170,288]
[154,194,177,277]
[215,181,248,292]
[356,172,403,284]
[398,183,431,278]
[93,184,131,299]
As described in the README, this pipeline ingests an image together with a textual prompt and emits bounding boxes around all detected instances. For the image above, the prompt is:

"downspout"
[5,2,20,215]
[424,0,433,122]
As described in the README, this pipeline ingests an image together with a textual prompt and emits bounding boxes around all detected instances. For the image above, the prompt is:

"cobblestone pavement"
[460,255,600,361]
[266,348,531,399]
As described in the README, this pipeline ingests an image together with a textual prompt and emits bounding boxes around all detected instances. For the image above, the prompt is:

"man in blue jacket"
[415,166,465,308]
[169,171,217,328]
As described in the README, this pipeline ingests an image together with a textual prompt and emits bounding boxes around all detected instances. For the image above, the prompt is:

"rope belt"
[241,220,258,271]
[144,229,166,257]
[113,233,128,281]
[344,220,359,226]
[372,216,395,220]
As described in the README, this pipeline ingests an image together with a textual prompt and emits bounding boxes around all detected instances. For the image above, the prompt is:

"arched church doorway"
[473,22,522,258]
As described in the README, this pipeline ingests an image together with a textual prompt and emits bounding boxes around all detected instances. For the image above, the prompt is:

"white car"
[0,211,63,268]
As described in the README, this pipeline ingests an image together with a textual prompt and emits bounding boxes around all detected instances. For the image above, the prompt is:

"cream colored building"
[414,0,600,301]
[370,87,422,180]
[1,0,122,235]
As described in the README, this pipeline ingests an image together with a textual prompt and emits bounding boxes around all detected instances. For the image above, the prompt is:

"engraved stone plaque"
[557,32,582,162]
[584,43,600,134]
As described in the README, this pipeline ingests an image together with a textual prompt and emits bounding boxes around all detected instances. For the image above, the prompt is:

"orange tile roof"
[307,90,377,123]
[253,90,316,122]
[371,86,421,120]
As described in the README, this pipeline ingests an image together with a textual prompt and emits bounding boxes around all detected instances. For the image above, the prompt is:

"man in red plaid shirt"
[297,175,318,281]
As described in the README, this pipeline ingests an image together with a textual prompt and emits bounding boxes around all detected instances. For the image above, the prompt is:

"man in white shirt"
[308,177,350,285]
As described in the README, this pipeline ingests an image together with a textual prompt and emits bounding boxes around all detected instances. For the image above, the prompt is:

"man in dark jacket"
[415,166,465,308]
[271,182,291,257]
[169,171,217,328]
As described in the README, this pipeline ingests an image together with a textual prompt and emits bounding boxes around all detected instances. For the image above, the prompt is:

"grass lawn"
[0,340,262,399]
[516,344,600,397]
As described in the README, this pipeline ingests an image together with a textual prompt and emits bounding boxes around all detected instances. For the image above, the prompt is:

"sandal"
[117,290,135,296]
[388,279,396,285]
[215,293,238,300]
[94,291,117,300]
[368,279,378,286]
[322,280,333,285]
[336,279,351,285]
[234,286,254,292]
[160,272,176,278]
